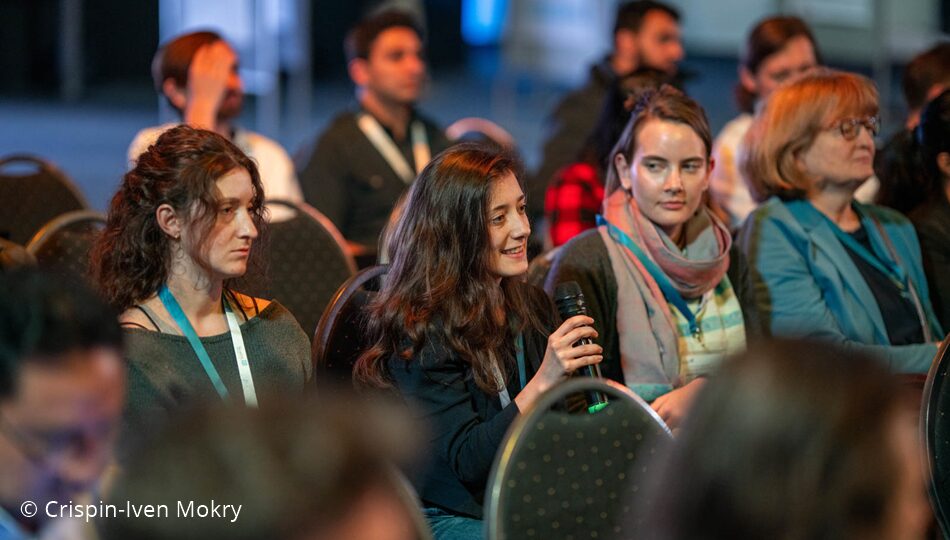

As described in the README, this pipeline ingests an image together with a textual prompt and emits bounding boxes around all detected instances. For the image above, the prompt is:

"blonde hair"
[742,69,879,202]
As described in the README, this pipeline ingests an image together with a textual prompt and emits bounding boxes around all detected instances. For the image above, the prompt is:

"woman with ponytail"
[546,86,746,433]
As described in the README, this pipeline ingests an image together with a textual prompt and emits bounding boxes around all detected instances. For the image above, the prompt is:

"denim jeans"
[422,507,484,540]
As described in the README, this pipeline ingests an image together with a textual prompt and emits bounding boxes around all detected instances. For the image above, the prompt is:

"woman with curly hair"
[91,125,310,454]
[355,143,602,539]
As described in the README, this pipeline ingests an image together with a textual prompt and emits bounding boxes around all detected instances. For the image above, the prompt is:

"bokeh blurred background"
[1,0,948,211]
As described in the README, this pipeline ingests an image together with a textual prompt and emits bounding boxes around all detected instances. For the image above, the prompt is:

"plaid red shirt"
[544,162,605,247]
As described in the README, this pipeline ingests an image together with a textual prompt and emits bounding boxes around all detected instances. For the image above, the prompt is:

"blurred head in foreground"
[103,395,422,540]
[641,339,929,540]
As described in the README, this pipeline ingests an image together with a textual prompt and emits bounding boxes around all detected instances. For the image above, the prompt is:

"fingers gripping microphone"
[553,281,609,413]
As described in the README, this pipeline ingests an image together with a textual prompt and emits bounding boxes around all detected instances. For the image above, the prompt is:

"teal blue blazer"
[736,197,943,373]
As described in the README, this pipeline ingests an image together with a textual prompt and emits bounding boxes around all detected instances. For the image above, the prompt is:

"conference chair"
[311,264,388,390]
[0,154,88,244]
[921,335,950,536]
[485,378,672,540]
[245,199,356,339]
[26,210,105,285]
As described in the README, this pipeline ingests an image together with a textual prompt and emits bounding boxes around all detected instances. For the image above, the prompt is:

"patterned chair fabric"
[26,210,105,286]
[243,199,356,340]
[922,336,950,536]
[311,264,388,390]
[0,154,88,245]
[486,378,672,540]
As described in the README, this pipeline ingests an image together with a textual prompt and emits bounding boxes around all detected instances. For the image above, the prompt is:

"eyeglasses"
[830,116,880,140]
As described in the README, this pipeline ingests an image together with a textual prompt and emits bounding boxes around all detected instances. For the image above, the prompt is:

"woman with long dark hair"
[91,125,311,454]
[709,15,820,228]
[355,143,602,539]
[910,88,950,329]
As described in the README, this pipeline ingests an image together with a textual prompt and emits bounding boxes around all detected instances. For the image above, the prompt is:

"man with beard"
[0,269,125,540]
[295,10,451,259]
[531,0,684,222]
[128,31,304,208]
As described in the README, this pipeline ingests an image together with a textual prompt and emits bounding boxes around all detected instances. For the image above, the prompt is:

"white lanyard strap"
[224,303,258,407]
[357,113,430,184]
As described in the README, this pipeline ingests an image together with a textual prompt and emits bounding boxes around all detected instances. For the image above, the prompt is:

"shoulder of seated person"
[231,291,272,314]
[118,305,158,331]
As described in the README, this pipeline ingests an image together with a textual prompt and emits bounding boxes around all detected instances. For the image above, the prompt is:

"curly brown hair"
[91,125,266,311]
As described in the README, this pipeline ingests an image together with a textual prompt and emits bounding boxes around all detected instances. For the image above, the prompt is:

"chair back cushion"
[486,378,671,540]
[0,155,87,244]
[312,265,388,389]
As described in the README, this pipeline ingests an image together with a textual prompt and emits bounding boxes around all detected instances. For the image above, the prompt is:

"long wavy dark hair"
[917,88,950,198]
[355,143,549,393]
[91,125,266,311]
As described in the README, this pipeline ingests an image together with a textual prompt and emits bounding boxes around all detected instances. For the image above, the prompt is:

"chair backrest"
[26,210,106,286]
[389,467,434,540]
[0,154,88,244]
[485,378,672,540]
[921,335,950,537]
[446,117,517,150]
[311,264,389,390]
[244,199,356,339]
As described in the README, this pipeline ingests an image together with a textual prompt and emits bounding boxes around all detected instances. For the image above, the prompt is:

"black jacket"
[387,284,557,518]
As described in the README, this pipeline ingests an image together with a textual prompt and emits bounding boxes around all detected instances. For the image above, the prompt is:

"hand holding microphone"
[552,282,609,411]
[513,282,605,414]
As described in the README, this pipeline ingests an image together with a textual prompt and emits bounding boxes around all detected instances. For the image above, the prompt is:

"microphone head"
[554,281,588,318]
[554,281,583,303]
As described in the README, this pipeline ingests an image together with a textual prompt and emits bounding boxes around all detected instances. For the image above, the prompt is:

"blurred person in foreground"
[638,339,929,540]
[736,69,943,372]
[101,395,420,540]
[0,269,125,540]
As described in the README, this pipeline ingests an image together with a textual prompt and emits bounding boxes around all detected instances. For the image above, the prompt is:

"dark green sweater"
[120,302,311,457]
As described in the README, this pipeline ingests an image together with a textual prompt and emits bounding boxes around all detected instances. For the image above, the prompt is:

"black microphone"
[553,281,609,412]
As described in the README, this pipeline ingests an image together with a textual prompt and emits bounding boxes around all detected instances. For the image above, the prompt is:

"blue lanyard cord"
[597,215,702,339]
[515,332,527,391]
[790,201,908,292]
[157,285,231,400]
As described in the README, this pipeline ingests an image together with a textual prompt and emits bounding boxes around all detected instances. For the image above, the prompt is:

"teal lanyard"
[515,332,527,391]
[787,201,908,293]
[158,285,230,400]
[597,215,702,338]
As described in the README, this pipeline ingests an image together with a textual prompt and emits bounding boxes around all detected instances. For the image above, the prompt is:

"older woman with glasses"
[737,69,943,372]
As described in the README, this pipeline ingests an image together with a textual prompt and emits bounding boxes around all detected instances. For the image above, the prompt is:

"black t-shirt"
[844,226,924,345]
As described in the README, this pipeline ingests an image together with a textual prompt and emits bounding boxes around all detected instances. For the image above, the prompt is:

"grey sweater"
[120,302,311,457]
